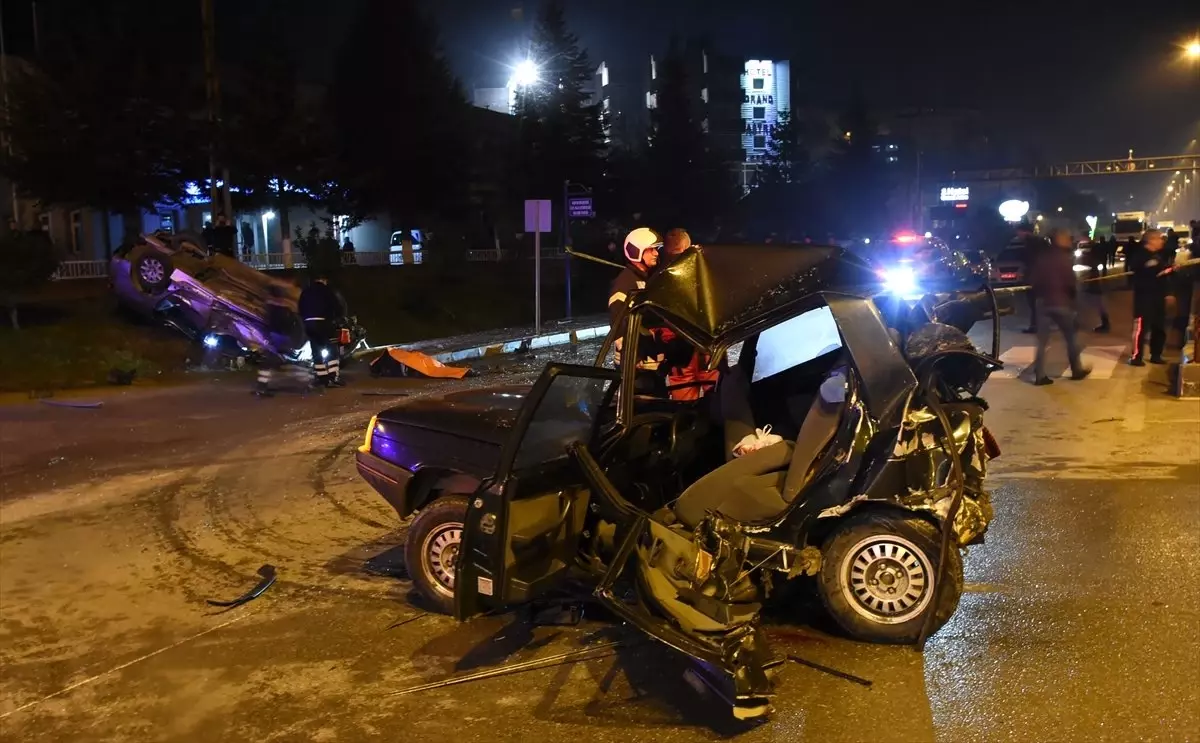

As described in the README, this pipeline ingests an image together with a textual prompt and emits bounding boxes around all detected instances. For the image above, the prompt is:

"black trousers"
[1132,295,1166,361]
[304,320,340,380]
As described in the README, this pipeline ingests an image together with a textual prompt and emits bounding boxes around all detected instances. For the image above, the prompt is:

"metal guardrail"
[52,248,565,279]
[51,259,110,280]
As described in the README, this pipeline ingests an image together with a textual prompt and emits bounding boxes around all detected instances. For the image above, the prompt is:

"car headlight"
[1074,248,1083,258]
[882,266,920,298]
[359,415,378,454]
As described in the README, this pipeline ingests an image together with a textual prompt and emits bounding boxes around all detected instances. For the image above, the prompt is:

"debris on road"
[360,390,411,397]
[206,564,277,609]
[388,640,627,696]
[787,655,873,688]
[40,400,104,409]
[385,612,429,630]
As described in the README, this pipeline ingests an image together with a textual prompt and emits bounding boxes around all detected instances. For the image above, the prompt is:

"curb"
[360,324,611,365]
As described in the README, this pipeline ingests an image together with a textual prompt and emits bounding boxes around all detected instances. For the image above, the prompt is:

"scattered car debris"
[40,400,104,409]
[388,640,627,696]
[206,564,277,608]
[787,655,873,688]
[385,612,429,630]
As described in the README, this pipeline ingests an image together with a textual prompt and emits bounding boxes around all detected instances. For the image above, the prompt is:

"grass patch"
[0,299,193,393]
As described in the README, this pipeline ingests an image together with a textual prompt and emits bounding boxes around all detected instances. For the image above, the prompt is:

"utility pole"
[0,0,18,225]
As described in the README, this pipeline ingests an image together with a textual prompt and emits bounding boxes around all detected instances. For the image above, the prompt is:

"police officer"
[298,273,345,386]
[607,227,662,369]
[1128,229,1173,366]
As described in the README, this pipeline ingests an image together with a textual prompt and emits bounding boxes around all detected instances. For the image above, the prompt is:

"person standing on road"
[1082,238,1111,332]
[298,273,346,387]
[1128,229,1173,366]
[1015,222,1047,334]
[1029,228,1091,386]
[606,227,664,376]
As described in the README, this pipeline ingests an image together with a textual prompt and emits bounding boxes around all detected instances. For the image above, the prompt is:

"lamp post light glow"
[998,199,1030,223]
[511,60,539,88]
[1186,39,1200,59]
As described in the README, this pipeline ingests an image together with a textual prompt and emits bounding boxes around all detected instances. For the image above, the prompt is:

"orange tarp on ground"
[370,348,469,379]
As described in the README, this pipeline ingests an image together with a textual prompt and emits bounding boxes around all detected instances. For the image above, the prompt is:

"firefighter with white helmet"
[606,227,663,371]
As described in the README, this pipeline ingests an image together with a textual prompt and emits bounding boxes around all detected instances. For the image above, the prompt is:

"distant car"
[111,232,365,361]
[989,243,1027,288]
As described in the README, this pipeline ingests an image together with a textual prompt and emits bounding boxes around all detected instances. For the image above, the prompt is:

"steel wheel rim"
[140,258,165,284]
[421,522,463,599]
[839,534,933,624]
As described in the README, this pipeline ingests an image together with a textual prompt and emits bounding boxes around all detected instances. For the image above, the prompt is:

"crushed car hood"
[376,385,531,445]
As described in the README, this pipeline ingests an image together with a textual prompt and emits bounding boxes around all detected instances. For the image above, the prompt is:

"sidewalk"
[364,315,611,364]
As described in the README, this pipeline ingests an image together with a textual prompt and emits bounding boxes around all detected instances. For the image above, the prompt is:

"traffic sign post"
[524,199,552,333]
[562,181,594,320]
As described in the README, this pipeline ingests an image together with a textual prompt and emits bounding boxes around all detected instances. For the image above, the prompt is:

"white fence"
[53,248,567,280]
[51,260,110,280]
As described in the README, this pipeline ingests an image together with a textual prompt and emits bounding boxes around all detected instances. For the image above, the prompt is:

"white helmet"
[623,227,662,263]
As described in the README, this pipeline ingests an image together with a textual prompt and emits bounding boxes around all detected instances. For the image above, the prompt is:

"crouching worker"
[256,284,309,397]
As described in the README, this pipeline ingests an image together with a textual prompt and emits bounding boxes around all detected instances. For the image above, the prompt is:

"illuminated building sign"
[740,59,791,164]
[940,186,970,202]
[998,199,1030,222]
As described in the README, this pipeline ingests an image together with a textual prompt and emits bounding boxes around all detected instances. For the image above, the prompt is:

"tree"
[642,42,736,229]
[820,88,895,236]
[0,1,203,255]
[293,223,341,280]
[511,0,607,201]
[0,230,61,329]
[330,0,471,231]
[759,109,808,186]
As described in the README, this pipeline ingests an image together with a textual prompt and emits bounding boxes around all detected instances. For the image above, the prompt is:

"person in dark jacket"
[1127,229,1173,366]
[1015,222,1047,333]
[606,227,662,370]
[212,215,237,257]
[1029,228,1090,385]
[1082,238,1111,332]
[298,274,345,386]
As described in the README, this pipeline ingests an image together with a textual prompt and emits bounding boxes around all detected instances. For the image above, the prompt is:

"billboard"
[740,59,791,164]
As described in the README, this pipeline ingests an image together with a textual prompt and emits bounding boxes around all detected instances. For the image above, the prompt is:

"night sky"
[2,0,1197,212]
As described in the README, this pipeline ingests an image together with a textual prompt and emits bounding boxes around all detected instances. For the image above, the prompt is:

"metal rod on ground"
[388,640,626,696]
[535,223,542,334]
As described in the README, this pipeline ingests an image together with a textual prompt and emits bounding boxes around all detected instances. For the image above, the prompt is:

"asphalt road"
[1,296,1198,742]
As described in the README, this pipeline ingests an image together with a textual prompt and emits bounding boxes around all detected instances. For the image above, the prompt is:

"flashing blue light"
[203,334,220,349]
[882,266,921,299]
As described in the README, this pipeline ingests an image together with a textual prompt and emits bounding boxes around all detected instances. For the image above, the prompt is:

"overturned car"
[111,233,366,361]
[356,243,1002,719]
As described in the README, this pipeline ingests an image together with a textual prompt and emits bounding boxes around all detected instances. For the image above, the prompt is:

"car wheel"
[132,251,174,294]
[816,510,962,644]
[404,495,469,614]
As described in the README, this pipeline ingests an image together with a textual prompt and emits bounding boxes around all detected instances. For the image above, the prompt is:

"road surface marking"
[993,344,1125,380]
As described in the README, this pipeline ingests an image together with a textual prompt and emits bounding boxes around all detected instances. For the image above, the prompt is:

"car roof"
[629,243,880,350]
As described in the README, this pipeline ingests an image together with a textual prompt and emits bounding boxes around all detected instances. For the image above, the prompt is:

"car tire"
[131,250,174,294]
[404,495,469,614]
[816,510,962,644]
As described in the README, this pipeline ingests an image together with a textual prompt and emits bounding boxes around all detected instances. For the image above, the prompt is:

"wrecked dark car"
[111,232,366,361]
[356,244,1002,719]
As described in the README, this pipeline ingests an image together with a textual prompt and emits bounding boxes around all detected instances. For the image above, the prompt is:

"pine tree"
[759,109,808,186]
[512,0,607,199]
[644,43,735,229]
[331,0,471,225]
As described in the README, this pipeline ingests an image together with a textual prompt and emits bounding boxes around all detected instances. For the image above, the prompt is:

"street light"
[261,210,276,255]
[511,59,539,88]
[1186,39,1200,59]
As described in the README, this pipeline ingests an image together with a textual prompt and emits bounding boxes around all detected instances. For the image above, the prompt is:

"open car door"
[455,364,618,619]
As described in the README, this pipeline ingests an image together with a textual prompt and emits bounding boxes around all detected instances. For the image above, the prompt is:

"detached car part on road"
[355,243,1003,720]
[111,233,367,362]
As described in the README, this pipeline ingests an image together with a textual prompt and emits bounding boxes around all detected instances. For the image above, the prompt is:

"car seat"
[673,365,849,528]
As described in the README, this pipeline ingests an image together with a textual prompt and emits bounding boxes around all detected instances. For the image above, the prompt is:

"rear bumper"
[355,448,416,519]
